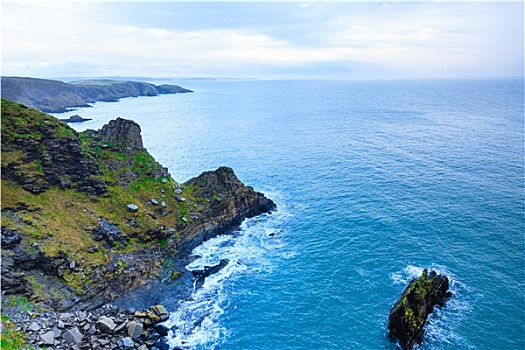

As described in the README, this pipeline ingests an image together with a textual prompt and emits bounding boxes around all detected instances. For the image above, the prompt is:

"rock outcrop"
[388,269,452,350]
[1,76,193,113]
[178,166,276,252]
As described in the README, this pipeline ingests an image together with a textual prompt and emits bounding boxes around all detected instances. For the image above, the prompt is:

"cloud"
[2,2,523,79]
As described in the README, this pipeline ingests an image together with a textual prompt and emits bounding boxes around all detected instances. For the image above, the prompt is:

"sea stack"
[388,269,452,350]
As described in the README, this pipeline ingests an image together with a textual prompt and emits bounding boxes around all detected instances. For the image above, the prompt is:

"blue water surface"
[63,78,524,349]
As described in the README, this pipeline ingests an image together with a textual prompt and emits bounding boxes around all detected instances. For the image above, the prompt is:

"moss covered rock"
[388,269,452,349]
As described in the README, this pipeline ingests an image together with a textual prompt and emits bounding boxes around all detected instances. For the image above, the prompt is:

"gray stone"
[162,178,167,183]
[181,217,188,223]
[122,337,134,348]
[127,204,139,212]
[28,321,40,332]
[127,321,143,339]
[59,313,72,321]
[62,327,83,345]
[138,345,148,350]
[40,330,55,345]
[53,326,62,338]
[161,201,166,208]
[174,188,182,194]
[57,320,65,329]
[151,198,159,205]
[96,316,117,333]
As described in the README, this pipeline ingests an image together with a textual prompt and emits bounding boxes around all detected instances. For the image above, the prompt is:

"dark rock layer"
[1,99,107,195]
[1,76,193,113]
[388,269,452,350]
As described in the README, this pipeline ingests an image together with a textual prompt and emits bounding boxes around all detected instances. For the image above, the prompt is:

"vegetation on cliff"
[1,99,275,314]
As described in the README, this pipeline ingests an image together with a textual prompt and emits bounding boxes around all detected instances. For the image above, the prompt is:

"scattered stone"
[181,217,188,223]
[162,178,167,183]
[96,316,117,333]
[57,320,65,329]
[40,330,55,345]
[127,204,139,212]
[122,337,134,348]
[176,196,186,202]
[62,327,83,345]
[161,201,166,208]
[146,311,160,323]
[28,321,40,332]
[52,326,62,338]
[127,321,143,339]
[174,188,183,194]
[59,313,72,321]
[155,324,169,337]
[151,198,159,205]
[150,305,169,322]
[154,341,170,350]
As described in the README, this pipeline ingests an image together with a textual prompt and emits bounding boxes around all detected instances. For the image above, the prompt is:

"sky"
[2,1,524,80]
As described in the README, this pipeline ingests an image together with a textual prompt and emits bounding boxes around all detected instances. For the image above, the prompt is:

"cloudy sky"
[2,1,524,80]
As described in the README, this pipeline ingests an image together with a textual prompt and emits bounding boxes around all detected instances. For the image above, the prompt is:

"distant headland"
[1,76,193,113]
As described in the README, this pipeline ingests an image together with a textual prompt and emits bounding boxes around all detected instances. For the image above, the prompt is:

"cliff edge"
[1,99,275,313]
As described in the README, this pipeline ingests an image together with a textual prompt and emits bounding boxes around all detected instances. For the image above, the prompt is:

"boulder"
[62,327,83,345]
[127,321,143,339]
[96,316,117,333]
[388,269,452,350]
[150,305,169,322]
[40,330,55,345]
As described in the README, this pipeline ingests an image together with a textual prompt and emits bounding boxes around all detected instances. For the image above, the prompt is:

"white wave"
[390,264,475,349]
[164,194,289,349]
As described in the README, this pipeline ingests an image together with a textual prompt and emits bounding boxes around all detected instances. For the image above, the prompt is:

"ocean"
[58,78,524,349]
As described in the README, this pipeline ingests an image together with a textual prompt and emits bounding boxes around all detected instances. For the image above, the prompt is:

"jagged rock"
[96,316,117,333]
[40,330,56,345]
[28,321,40,332]
[92,217,126,247]
[388,269,452,350]
[1,99,107,195]
[98,118,145,153]
[62,327,83,345]
[122,336,134,348]
[193,259,230,290]
[1,227,22,248]
[150,305,169,322]
[127,321,143,339]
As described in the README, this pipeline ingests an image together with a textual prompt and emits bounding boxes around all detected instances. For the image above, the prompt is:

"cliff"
[1,99,275,313]
[1,77,193,113]
[388,269,452,349]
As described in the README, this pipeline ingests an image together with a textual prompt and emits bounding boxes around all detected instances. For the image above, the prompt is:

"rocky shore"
[1,98,275,348]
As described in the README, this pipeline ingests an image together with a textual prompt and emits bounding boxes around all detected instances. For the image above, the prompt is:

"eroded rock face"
[1,99,107,195]
[388,269,452,350]
[97,118,145,153]
[179,166,276,251]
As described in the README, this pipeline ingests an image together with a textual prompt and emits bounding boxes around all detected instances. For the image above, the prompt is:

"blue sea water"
[60,78,524,349]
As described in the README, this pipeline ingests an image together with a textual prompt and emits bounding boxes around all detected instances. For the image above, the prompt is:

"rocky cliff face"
[388,269,452,349]
[1,99,275,314]
[1,99,106,195]
[1,77,193,113]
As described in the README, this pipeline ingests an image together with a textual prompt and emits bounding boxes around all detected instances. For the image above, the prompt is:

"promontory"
[1,76,193,113]
[1,98,275,348]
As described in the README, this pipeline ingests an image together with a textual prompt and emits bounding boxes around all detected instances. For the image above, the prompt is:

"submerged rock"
[388,269,452,350]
